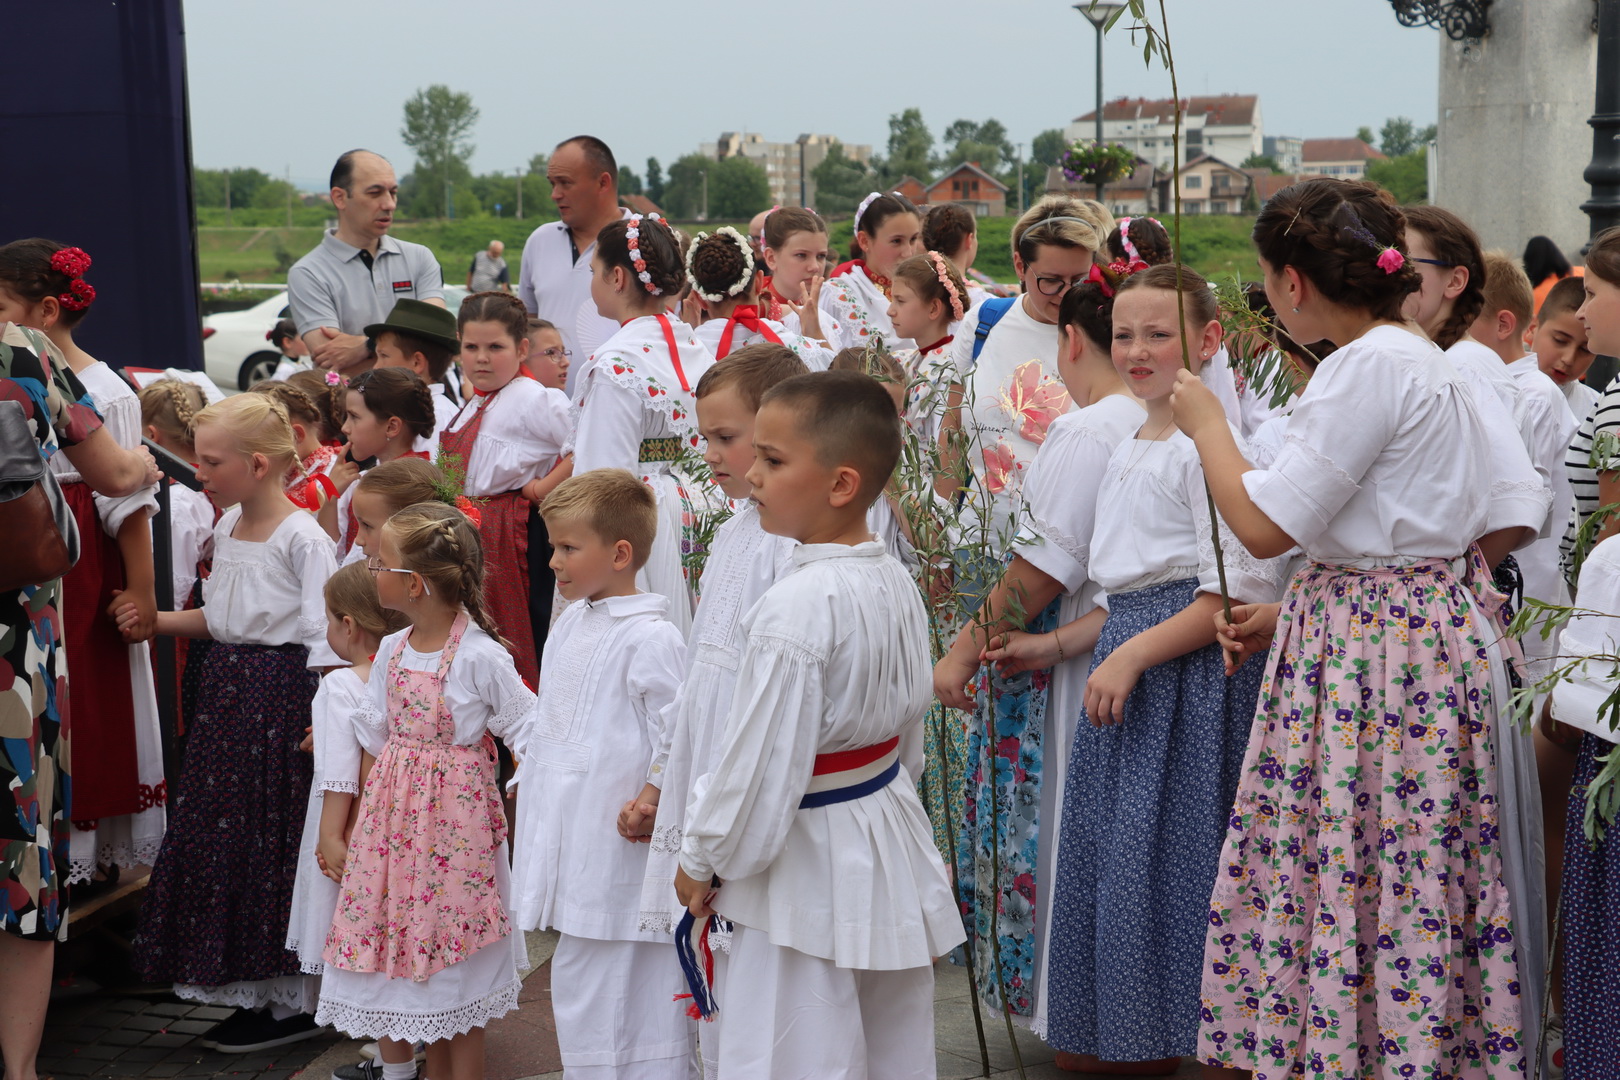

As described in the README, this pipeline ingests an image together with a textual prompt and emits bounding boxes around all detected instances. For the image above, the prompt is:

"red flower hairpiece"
[60,278,96,312]
[50,247,92,280]
[455,495,483,529]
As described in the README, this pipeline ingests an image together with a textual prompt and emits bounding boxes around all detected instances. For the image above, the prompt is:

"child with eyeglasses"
[524,317,570,391]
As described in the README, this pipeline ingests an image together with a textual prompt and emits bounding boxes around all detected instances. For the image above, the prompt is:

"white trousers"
[718,924,936,1080]
[551,934,697,1079]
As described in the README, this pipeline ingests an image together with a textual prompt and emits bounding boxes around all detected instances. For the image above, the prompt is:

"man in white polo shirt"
[288,149,445,376]
[517,135,626,394]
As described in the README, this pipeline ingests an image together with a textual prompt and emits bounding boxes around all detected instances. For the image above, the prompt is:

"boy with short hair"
[1530,275,1601,421]
[676,370,964,1079]
[509,468,695,1079]
[365,298,462,442]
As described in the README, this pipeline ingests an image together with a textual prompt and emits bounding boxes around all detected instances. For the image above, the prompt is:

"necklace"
[1119,417,1177,475]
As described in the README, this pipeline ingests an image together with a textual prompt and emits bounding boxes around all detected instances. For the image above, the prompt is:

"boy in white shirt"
[676,370,964,1079]
[509,468,694,1079]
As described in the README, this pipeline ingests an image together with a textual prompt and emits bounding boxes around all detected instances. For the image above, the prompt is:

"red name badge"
[392,280,412,293]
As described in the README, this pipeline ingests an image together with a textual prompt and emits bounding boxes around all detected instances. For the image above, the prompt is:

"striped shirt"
[1561,375,1620,577]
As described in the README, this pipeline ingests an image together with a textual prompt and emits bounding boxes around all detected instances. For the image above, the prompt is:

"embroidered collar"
[791,539,887,567]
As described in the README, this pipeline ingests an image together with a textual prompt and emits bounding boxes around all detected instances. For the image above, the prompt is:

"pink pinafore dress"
[324,614,510,982]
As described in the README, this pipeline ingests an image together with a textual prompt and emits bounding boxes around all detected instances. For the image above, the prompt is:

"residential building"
[1066,94,1263,170]
[1263,135,1303,173]
[700,132,873,209]
[1243,169,1298,207]
[926,163,1007,217]
[1300,138,1386,179]
[1156,154,1252,215]
[1044,159,1158,216]
[891,175,928,207]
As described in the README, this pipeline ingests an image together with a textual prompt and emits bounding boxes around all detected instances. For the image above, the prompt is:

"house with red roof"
[1066,94,1262,171]
[1300,138,1387,180]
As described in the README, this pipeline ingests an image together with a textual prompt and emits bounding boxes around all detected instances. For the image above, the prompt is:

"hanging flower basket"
[1059,141,1137,186]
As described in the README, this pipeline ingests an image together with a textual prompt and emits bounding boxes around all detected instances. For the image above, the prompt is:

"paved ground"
[48,909,1198,1080]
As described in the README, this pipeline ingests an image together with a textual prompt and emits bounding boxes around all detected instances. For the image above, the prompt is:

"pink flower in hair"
[1376,247,1405,275]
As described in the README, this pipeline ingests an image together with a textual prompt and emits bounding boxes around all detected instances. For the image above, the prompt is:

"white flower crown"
[684,226,756,305]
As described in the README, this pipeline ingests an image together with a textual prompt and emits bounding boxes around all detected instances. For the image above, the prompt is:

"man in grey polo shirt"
[517,135,626,394]
[288,149,445,375]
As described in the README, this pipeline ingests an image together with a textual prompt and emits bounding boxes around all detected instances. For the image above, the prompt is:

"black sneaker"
[198,1010,325,1053]
[336,1061,418,1080]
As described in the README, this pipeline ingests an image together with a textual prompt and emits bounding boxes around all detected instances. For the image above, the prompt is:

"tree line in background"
[195,86,1437,225]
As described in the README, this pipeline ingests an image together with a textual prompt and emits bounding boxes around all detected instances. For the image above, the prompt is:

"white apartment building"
[1064,94,1263,171]
[699,132,874,209]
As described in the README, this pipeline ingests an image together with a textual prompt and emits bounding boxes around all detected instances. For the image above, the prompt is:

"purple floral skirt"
[1198,558,1525,1079]
[135,642,317,987]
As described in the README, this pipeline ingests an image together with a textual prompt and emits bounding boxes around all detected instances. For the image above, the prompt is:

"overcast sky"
[185,0,1441,190]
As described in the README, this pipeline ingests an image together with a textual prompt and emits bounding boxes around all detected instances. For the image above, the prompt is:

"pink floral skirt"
[1198,558,1526,1079]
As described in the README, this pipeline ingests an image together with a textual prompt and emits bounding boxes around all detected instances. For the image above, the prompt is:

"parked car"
[202,286,471,392]
[202,290,290,391]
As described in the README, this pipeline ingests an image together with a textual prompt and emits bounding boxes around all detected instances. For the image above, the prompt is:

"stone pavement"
[46,927,1198,1080]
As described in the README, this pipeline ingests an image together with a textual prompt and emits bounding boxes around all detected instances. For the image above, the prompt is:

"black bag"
[0,398,80,590]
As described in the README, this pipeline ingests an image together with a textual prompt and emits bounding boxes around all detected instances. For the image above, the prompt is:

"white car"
[202,287,471,392]
[201,290,291,391]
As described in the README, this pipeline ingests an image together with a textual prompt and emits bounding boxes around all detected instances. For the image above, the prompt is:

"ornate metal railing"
[1387,0,1491,40]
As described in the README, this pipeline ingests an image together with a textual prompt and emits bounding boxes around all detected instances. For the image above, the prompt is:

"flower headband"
[854,190,906,233]
[49,247,96,312]
[625,213,668,295]
[1084,259,1146,299]
[684,227,756,304]
[927,251,965,322]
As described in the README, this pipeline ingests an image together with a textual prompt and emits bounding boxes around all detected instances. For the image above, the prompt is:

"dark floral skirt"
[135,641,317,987]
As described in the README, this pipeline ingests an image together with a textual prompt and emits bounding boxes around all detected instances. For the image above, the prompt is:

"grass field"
[197,212,1261,291]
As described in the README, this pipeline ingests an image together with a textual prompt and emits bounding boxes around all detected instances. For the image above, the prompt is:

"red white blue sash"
[799,736,900,809]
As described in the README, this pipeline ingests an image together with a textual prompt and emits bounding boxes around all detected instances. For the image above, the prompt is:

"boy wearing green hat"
[366,298,464,441]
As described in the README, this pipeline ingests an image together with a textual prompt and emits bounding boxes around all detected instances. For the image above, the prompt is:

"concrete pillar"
[1435,0,1596,257]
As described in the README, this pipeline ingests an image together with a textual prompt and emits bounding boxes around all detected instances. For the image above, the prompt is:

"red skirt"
[478,490,538,688]
[60,481,141,821]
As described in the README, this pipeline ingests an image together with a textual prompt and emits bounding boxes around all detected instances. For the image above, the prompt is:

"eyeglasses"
[367,558,430,594]
[535,346,572,360]
[1409,257,1453,269]
[1033,274,1088,297]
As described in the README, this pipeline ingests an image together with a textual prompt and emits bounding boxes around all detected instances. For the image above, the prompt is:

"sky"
[184,0,1441,191]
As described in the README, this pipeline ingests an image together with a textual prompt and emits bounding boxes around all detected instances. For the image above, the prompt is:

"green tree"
[1366,147,1427,205]
[1356,125,1376,146]
[1379,116,1418,158]
[618,164,643,196]
[1417,123,1437,146]
[399,158,477,219]
[400,85,480,218]
[1240,153,1280,172]
[646,157,665,204]
[249,178,299,210]
[938,118,1015,175]
[809,143,873,214]
[194,167,278,209]
[1031,128,1068,168]
[662,154,714,218]
[885,108,935,183]
[710,157,771,218]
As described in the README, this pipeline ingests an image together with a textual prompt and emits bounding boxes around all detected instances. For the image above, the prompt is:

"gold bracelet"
[1054,631,1065,665]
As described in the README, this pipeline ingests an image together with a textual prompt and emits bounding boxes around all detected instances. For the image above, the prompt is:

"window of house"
[1186,175,1203,189]
[1211,201,1227,213]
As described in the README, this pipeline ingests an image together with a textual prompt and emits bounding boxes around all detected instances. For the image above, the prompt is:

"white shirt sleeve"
[518,230,541,315]
[314,671,367,794]
[291,526,342,668]
[1020,422,1113,592]
[628,623,686,780]
[91,389,159,537]
[1553,537,1620,742]
[680,633,824,884]
[353,633,399,756]
[571,360,644,474]
[448,629,538,745]
[1191,427,1283,604]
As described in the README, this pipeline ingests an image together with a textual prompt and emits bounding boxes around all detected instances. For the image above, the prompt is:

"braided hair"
[686,228,760,304]
[139,378,209,448]
[597,216,684,298]
[1403,205,1487,350]
[1252,178,1421,324]
[385,501,510,648]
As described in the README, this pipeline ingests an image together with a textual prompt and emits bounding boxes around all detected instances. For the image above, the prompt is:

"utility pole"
[1584,0,1620,239]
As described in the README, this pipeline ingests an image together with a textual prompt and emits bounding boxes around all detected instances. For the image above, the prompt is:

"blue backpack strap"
[971,297,1016,362]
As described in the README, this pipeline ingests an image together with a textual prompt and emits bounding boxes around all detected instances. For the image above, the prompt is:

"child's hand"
[1215,602,1281,676]
[982,629,1060,676]
[299,726,314,753]
[933,649,979,712]
[329,454,361,495]
[108,587,157,643]
[617,782,661,843]
[1168,369,1225,441]
[317,833,348,882]
[674,866,719,918]
[680,293,706,328]
[1084,647,1145,727]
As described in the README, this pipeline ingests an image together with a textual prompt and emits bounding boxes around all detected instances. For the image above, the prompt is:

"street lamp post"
[1076,3,1126,204]
[1583,0,1620,240]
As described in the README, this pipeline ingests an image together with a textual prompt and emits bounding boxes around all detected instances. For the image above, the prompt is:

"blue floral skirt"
[1044,578,1265,1060]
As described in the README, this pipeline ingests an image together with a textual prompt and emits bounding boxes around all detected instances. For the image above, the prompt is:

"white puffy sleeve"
[168,486,215,606]
[519,384,574,475]
[91,389,159,537]
[628,622,686,778]
[1466,381,1553,541]
[1192,426,1283,604]
[314,670,368,794]
[353,631,402,756]
[448,627,537,746]
[290,522,342,668]
[1553,536,1620,743]
[1020,420,1116,593]
[680,631,825,884]
[570,355,645,473]
[783,331,835,372]
[1241,345,1402,549]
